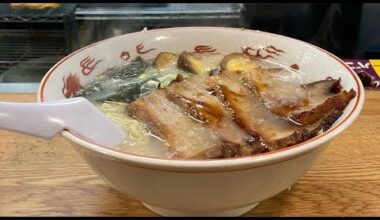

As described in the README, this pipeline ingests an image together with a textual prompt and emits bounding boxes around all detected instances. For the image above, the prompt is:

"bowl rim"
[37,26,365,172]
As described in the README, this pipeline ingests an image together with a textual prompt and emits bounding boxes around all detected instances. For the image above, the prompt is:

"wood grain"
[0,92,379,216]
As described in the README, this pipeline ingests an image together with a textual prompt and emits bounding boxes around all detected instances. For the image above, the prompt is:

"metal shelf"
[0,3,77,80]
[75,3,245,20]
[0,3,76,23]
[0,3,247,84]
[0,28,68,81]
[74,3,247,48]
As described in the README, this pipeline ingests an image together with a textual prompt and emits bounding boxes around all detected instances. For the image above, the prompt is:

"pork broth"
[74,52,356,159]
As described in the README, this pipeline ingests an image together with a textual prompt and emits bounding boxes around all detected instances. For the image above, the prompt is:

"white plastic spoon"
[0,97,126,147]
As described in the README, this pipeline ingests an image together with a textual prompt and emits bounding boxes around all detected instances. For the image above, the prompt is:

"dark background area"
[245,3,372,59]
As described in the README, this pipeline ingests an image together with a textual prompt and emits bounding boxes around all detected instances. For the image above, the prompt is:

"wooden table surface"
[0,91,379,216]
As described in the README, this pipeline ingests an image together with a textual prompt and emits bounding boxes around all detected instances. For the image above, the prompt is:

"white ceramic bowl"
[37,27,364,216]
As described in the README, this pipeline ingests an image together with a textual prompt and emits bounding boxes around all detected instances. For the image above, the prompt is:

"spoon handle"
[0,99,70,139]
[0,97,126,147]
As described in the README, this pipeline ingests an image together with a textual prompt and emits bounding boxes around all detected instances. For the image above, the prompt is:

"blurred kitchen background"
[0,3,377,92]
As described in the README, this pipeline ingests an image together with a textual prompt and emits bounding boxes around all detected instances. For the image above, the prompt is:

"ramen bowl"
[37,27,364,216]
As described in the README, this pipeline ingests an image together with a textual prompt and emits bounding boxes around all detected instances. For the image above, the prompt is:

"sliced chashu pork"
[165,75,263,154]
[126,89,219,159]
[126,89,256,159]
[208,71,346,151]
[221,53,311,118]
[241,69,356,125]
[289,79,356,125]
[240,67,309,115]
[220,52,356,125]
